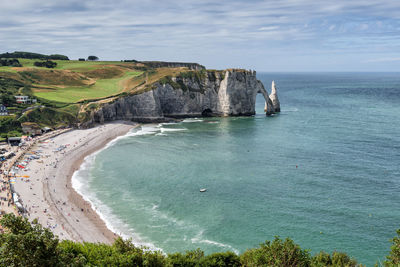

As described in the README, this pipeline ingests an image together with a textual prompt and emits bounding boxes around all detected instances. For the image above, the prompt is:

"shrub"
[311,251,358,267]
[34,60,57,68]
[0,214,61,266]
[240,237,311,267]
[385,229,400,266]
[0,58,22,67]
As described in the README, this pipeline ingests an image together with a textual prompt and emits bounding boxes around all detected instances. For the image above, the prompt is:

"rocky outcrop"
[91,69,278,125]
[269,80,280,112]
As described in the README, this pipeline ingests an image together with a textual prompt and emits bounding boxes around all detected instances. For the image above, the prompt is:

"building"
[41,127,51,133]
[21,122,42,136]
[7,137,21,146]
[14,96,37,104]
[0,104,8,116]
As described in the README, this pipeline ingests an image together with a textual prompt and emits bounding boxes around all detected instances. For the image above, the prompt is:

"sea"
[72,72,400,266]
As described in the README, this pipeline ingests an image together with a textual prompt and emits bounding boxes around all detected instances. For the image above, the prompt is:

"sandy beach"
[11,121,136,243]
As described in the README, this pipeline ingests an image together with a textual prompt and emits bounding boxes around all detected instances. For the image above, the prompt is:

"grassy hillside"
[0,56,202,136]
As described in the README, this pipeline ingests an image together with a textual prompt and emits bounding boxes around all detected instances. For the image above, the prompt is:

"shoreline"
[12,121,137,243]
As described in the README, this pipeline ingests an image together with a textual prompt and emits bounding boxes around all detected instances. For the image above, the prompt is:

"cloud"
[1,0,400,71]
[363,57,400,63]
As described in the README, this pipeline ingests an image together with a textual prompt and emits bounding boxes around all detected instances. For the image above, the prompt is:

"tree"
[385,229,400,266]
[240,237,311,267]
[201,251,241,267]
[0,51,69,60]
[311,251,358,267]
[34,60,57,68]
[87,55,99,61]
[0,213,61,266]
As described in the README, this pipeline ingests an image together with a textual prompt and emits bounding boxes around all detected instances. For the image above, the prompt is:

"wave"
[158,122,179,126]
[191,230,240,254]
[182,118,204,123]
[71,123,236,255]
[71,128,161,252]
[160,127,187,133]
[282,107,299,112]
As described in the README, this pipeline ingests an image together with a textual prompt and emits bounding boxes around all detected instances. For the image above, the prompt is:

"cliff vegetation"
[3,213,399,266]
[0,51,271,136]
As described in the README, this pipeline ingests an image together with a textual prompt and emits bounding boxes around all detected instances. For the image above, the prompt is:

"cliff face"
[140,61,205,70]
[91,69,277,125]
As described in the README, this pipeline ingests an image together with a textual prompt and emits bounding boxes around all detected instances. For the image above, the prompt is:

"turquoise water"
[74,73,400,266]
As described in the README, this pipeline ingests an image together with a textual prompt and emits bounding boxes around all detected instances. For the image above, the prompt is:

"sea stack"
[269,80,280,112]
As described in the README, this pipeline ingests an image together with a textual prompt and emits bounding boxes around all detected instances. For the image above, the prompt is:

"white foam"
[282,107,298,112]
[71,123,236,254]
[191,230,240,254]
[158,122,179,126]
[71,129,162,252]
[182,119,204,123]
[160,127,187,133]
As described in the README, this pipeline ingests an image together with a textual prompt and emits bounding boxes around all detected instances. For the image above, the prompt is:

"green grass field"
[34,71,142,103]
[1,58,183,108]
[1,59,133,72]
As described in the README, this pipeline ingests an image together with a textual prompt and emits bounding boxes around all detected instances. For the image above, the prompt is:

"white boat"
[200,188,207,192]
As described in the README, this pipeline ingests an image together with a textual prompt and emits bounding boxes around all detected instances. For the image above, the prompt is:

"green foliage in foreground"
[385,229,400,266]
[2,214,399,266]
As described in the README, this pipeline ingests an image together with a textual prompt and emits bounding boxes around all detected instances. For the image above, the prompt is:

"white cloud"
[1,0,400,70]
[363,57,400,63]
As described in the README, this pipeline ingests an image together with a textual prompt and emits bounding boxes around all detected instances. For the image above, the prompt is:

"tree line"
[0,213,399,266]
[0,51,69,60]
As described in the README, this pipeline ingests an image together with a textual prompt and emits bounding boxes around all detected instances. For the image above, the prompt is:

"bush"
[0,58,22,67]
[311,251,358,267]
[18,106,76,127]
[385,229,400,266]
[240,237,311,267]
[201,251,241,267]
[168,249,205,267]
[4,214,400,267]
[0,116,21,135]
[0,214,61,266]
[34,60,57,68]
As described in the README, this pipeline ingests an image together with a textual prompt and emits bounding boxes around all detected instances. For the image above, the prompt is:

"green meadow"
[34,70,142,103]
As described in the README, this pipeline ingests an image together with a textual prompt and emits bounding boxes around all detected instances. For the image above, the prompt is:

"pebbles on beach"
[10,122,135,243]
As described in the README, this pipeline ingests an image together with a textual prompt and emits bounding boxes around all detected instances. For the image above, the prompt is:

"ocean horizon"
[72,72,400,266]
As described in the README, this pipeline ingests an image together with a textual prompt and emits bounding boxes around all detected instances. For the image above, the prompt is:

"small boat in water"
[200,188,207,192]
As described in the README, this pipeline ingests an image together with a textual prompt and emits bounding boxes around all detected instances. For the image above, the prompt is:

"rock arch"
[202,108,213,117]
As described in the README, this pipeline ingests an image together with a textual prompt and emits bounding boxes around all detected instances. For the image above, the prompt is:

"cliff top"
[0,54,257,136]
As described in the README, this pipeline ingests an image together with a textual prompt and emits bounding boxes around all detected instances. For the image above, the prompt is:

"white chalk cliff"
[90,69,279,125]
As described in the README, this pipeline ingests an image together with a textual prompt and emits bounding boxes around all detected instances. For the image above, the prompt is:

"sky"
[1,0,400,71]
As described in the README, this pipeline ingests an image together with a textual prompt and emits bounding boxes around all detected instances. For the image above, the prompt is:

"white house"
[0,104,9,116]
[14,96,37,104]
